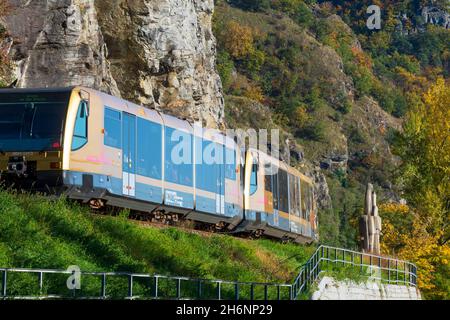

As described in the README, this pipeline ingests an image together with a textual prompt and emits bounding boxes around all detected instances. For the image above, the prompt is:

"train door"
[215,145,225,215]
[122,112,136,197]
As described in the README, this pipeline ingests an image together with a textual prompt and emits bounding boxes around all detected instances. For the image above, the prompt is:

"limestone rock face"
[3,0,224,128]
[4,0,120,96]
[95,0,224,128]
[310,167,332,210]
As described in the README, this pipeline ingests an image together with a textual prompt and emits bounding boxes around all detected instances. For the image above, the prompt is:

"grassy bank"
[0,190,316,297]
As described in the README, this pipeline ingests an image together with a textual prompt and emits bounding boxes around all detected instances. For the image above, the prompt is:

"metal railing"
[0,267,293,300]
[291,245,418,299]
[0,245,417,300]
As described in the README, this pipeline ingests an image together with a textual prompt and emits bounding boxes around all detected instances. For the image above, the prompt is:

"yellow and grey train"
[0,87,318,243]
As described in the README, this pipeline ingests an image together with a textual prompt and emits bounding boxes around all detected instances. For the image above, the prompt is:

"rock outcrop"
[4,0,120,96]
[422,5,450,29]
[95,0,224,128]
[2,0,224,128]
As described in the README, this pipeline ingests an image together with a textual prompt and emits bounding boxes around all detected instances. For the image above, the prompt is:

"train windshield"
[0,91,71,152]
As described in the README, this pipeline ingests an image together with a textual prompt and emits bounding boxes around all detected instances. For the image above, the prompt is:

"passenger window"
[104,107,122,148]
[250,163,258,195]
[71,100,88,151]
[272,172,279,210]
[225,148,237,180]
[137,118,162,180]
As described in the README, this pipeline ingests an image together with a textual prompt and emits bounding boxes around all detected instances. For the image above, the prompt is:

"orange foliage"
[223,21,254,59]
[351,46,373,69]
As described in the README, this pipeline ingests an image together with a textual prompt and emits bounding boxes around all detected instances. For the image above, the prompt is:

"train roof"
[76,87,239,149]
[0,87,248,152]
[0,87,76,94]
[249,147,313,184]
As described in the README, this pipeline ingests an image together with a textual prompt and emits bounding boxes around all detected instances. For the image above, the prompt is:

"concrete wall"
[312,276,421,300]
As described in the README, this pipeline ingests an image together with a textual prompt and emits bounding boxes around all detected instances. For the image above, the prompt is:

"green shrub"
[296,120,326,141]
[227,0,270,11]
[217,51,235,92]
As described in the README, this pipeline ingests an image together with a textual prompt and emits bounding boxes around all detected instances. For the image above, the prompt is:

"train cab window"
[104,107,122,148]
[250,162,258,195]
[71,100,89,151]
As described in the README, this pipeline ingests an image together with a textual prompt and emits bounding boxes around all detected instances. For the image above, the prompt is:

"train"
[0,87,318,243]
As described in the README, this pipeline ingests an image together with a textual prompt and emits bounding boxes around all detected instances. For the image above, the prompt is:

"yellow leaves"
[400,77,450,233]
[223,21,255,59]
[292,105,310,127]
[395,66,428,93]
[243,84,265,103]
[380,202,449,298]
[379,203,409,215]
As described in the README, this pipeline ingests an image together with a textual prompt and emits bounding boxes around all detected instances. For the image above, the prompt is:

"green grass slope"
[0,190,315,293]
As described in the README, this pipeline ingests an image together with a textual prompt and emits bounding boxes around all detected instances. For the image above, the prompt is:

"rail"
[0,245,417,300]
[291,245,417,299]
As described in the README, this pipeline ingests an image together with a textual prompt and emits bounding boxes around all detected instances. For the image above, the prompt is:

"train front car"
[0,88,75,191]
[242,148,318,243]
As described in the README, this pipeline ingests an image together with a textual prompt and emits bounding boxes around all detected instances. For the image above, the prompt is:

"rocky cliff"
[1,0,224,128]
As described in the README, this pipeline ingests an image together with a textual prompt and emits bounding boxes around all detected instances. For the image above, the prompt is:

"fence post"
[101,273,106,298]
[250,284,254,300]
[217,282,221,300]
[38,272,43,296]
[404,264,407,285]
[176,278,181,299]
[387,259,390,283]
[2,270,6,298]
[360,253,363,273]
[154,276,159,299]
[277,285,280,300]
[396,260,399,283]
[264,285,268,300]
[234,283,239,300]
[198,280,202,299]
[128,275,133,298]
[378,257,382,281]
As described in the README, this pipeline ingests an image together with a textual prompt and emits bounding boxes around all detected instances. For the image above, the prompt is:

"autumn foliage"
[222,21,255,59]
[381,78,450,299]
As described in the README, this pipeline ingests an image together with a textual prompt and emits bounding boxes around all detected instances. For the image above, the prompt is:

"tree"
[380,203,450,299]
[383,78,450,299]
[222,21,255,59]
[394,77,450,242]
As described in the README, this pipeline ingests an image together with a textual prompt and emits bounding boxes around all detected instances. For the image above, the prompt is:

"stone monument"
[359,183,382,254]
